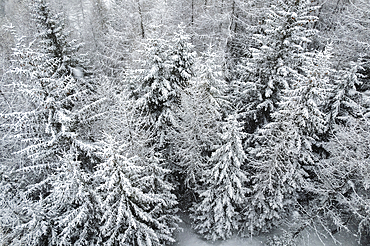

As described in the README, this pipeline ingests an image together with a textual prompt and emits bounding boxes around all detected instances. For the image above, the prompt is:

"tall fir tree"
[94,134,179,246]
[134,27,196,200]
[312,118,370,245]
[232,0,319,134]
[170,46,228,209]
[191,115,248,241]
[243,39,332,235]
[46,147,101,245]
[135,28,195,147]
[1,0,104,244]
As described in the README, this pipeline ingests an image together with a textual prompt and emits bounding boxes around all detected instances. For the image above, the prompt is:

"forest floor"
[175,213,361,246]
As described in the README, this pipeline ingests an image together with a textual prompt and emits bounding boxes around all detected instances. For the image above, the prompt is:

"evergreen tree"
[1,0,104,244]
[243,47,331,235]
[6,0,103,166]
[167,27,195,92]
[307,49,370,244]
[233,0,319,134]
[191,115,248,241]
[135,38,177,148]
[135,28,195,149]
[172,45,228,210]
[326,62,364,127]
[312,118,370,245]
[94,135,179,246]
[172,46,227,207]
[134,28,196,203]
[47,148,101,245]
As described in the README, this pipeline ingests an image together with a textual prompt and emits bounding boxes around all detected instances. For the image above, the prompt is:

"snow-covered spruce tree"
[7,0,103,166]
[303,52,370,244]
[326,62,364,127]
[136,27,195,145]
[167,27,195,93]
[135,40,173,148]
[94,134,179,246]
[1,0,104,244]
[169,46,229,209]
[174,46,227,191]
[44,147,101,245]
[3,147,101,246]
[134,28,195,195]
[191,115,248,241]
[233,0,319,134]
[243,46,331,235]
[312,118,370,245]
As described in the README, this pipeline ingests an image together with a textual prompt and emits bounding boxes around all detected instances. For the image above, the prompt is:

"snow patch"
[175,224,263,246]
[175,220,360,246]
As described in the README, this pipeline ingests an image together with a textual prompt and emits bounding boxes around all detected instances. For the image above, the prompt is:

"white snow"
[175,220,360,246]
[175,224,263,246]
[71,67,83,78]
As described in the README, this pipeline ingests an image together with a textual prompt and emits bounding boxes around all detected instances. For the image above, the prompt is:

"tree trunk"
[137,0,145,38]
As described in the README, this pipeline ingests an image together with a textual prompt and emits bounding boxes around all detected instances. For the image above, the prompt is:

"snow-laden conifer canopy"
[0,0,369,245]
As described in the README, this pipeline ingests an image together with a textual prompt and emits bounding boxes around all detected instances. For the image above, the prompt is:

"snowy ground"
[176,225,360,246]
[176,225,263,246]
[175,214,360,246]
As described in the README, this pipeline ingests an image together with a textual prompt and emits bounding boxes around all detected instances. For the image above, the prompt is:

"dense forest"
[0,0,369,245]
